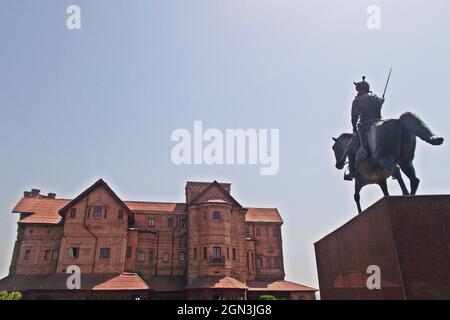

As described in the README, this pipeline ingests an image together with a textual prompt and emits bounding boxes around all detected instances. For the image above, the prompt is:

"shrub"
[258,294,278,300]
[0,291,22,300]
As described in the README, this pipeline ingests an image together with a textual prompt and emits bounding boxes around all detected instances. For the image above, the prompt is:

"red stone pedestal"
[314,195,450,300]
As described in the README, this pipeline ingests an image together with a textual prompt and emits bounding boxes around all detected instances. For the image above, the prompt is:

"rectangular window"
[148,217,155,228]
[247,252,250,269]
[163,252,169,262]
[137,251,145,262]
[232,248,237,261]
[99,248,110,259]
[203,247,207,260]
[256,257,262,268]
[70,208,77,219]
[266,258,271,268]
[227,247,230,260]
[167,217,174,227]
[44,250,50,261]
[179,252,185,262]
[212,211,221,220]
[51,249,58,261]
[179,238,185,248]
[118,210,124,220]
[274,257,280,269]
[149,251,154,262]
[212,247,221,259]
[92,206,103,218]
[193,248,197,259]
[267,246,274,253]
[126,246,132,258]
[69,247,79,259]
[256,227,261,236]
[24,250,31,261]
[179,218,187,228]
[273,227,279,237]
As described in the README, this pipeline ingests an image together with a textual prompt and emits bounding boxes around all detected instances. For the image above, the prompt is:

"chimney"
[47,193,56,199]
[23,191,32,197]
[31,189,40,197]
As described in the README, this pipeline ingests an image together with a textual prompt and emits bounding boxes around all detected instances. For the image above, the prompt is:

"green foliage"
[258,294,278,300]
[0,291,22,300]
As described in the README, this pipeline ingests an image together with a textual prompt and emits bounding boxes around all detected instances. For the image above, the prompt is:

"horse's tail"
[399,111,444,145]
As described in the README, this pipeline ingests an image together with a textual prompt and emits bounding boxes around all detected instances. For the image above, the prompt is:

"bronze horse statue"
[332,112,443,213]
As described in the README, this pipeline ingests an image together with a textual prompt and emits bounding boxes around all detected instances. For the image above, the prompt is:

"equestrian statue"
[332,70,444,213]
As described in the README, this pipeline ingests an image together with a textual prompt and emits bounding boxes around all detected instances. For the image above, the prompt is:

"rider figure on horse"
[344,76,385,181]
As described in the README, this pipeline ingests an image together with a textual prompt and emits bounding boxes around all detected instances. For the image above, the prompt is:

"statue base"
[314,195,450,300]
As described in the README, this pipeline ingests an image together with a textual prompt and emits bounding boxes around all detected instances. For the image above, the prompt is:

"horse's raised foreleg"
[354,180,363,214]
[378,179,389,197]
[399,161,420,195]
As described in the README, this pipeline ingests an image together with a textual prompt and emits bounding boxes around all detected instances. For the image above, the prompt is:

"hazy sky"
[1,0,449,290]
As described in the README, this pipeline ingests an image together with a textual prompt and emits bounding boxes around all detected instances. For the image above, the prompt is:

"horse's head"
[332,133,353,170]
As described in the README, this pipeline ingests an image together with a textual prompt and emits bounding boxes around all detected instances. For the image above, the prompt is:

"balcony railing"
[209,256,225,265]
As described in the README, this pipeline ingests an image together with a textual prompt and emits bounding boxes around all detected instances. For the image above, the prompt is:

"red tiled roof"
[124,201,186,212]
[143,276,185,292]
[12,198,187,224]
[247,280,317,292]
[0,274,47,291]
[13,198,69,224]
[245,208,283,223]
[12,183,281,224]
[93,273,149,291]
[185,276,248,290]
[0,273,150,291]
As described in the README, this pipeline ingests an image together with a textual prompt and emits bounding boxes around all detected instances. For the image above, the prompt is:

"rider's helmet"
[354,76,370,93]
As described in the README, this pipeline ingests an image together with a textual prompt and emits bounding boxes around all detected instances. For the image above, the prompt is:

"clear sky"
[1,0,449,290]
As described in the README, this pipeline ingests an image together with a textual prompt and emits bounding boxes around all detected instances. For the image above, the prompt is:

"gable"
[188,181,242,207]
[58,179,135,223]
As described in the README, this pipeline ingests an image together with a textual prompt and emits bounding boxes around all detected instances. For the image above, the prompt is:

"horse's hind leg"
[393,166,409,195]
[400,161,420,195]
[378,157,410,195]
[378,179,389,197]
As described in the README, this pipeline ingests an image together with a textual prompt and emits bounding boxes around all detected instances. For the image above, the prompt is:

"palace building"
[0,179,316,300]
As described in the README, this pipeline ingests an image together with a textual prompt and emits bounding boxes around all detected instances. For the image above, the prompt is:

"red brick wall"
[57,185,129,274]
[247,222,285,279]
[13,224,62,275]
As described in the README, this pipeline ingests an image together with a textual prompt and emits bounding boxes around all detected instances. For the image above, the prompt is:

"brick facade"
[1,179,316,300]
